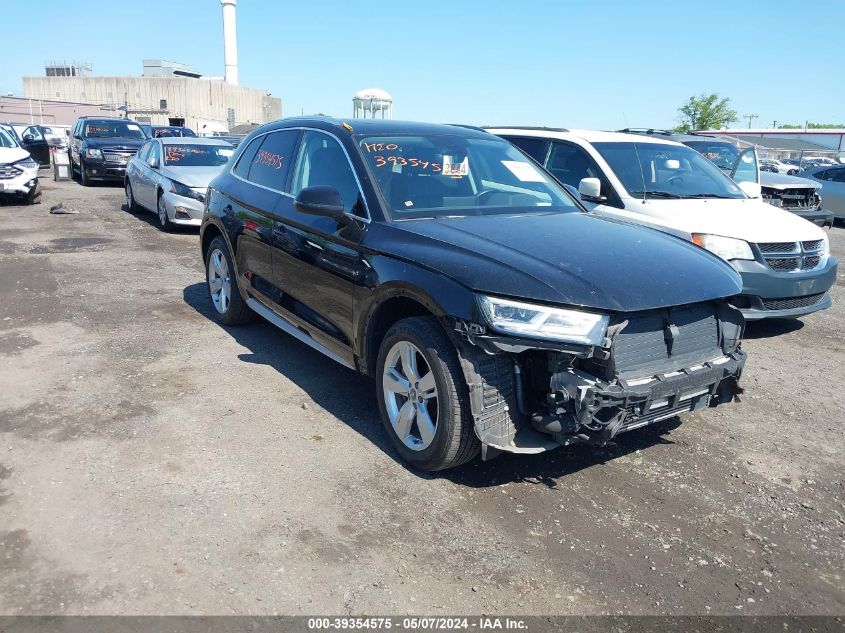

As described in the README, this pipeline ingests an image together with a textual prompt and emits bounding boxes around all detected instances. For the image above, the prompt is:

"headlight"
[819,235,830,256]
[13,157,38,169]
[85,148,103,159]
[478,295,609,345]
[691,234,754,261]
[169,179,204,202]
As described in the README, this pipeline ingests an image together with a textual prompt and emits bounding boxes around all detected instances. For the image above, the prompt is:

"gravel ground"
[0,178,843,616]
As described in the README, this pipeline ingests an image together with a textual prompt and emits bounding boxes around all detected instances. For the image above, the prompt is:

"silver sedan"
[124,137,234,230]
[798,165,845,220]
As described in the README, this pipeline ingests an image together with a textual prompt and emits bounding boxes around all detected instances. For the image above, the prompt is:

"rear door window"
[504,136,550,163]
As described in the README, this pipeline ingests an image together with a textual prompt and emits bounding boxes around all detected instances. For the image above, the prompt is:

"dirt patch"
[0,331,40,355]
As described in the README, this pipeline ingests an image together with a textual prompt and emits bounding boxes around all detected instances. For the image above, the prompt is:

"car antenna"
[632,141,647,203]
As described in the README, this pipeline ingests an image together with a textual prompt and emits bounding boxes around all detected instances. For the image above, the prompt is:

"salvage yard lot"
[0,179,843,615]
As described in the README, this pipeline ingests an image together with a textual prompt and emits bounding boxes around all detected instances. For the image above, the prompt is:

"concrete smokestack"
[221,0,238,86]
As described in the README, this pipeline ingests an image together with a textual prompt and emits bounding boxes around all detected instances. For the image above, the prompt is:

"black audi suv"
[200,118,747,471]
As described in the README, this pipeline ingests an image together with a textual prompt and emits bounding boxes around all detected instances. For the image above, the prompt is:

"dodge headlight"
[85,148,103,159]
[691,234,754,261]
[478,295,609,345]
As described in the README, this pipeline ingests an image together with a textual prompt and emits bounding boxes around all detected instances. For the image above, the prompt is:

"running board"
[246,298,354,370]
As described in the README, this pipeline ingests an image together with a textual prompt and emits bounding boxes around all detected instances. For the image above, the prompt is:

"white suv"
[489,128,836,320]
[0,127,41,205]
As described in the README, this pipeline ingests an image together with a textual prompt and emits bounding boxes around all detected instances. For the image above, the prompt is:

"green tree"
[674,94,738,132]
[779,122,845,129]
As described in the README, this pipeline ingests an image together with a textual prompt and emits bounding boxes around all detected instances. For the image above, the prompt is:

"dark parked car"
[200,118,747,471]
[148,125,197,138]
[69,117,148,186]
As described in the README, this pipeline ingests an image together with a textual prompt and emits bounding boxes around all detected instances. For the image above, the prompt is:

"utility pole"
[743,114,759,128]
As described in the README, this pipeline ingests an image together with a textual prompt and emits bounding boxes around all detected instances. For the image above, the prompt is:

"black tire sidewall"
[376,319,471,471]
[80,159,90,186]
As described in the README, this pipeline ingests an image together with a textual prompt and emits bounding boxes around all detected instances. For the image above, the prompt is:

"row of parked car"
[7,114,840,471]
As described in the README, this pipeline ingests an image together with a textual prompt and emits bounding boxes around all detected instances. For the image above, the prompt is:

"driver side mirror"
[578,177,606,203]
[148,158,160,169]
[294,186,346,220]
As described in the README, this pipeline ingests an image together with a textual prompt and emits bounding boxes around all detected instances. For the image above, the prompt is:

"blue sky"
[1,0,843,129]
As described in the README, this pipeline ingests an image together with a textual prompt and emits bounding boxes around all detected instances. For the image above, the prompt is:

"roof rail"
[483,126,570,133]
[615,127,674,136]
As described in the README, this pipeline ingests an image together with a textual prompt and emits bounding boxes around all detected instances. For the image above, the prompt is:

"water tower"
[352,88,393,119]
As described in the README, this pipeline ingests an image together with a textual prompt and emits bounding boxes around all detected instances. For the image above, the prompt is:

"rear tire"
[376,316,480,471]
[205,236,251,326]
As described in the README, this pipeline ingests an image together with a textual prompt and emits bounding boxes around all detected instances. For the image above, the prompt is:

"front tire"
[205,236,251,325]
[376,316,480,471]
[125,181,140,212]
[157,191,173,231]
[25,181,42,205]
[79,159,91,186]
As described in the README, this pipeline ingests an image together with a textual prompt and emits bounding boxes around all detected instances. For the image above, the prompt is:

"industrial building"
[18,0,281,133]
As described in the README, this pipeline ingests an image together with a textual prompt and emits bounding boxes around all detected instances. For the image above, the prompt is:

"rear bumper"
[732,256,837,319]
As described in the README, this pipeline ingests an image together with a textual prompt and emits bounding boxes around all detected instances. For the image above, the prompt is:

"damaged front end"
[454,300,746,459]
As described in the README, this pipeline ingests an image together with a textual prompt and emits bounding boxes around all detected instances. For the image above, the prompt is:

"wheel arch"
[361,292,442,377]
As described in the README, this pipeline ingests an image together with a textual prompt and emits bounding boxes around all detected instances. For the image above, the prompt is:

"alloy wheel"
[382,341,438,451]
[207,248,231,315]
[158,196,168,226]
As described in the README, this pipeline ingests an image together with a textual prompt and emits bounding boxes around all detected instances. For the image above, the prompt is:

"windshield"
[593,142,744,200]
[84,121,146,140]
[356,134,579,219]
[154,127,196,138]
[163,144,234,167]
[682,140,740,171]
[0,128,17,148]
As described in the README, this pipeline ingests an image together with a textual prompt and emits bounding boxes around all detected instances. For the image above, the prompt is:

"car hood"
[160,166,223,188]
[366,212,743,313]
[761,171,817,190]
[618,197,825,243]
[85,137,145,150]
[0,147,31,164]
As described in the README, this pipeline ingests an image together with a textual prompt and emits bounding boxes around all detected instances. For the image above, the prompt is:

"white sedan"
[124,137,234,230]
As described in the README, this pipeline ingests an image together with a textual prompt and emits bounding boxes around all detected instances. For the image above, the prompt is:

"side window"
[830,167,845,183]
[136,141,152,162]
[24,126,43,141]
[291,131,362,215]
[246,130,299,190]
[232,136,263,178]
[504,136,550,163]
[814,169,831,181]
[546,142,601,188]
[148,142,161,167]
